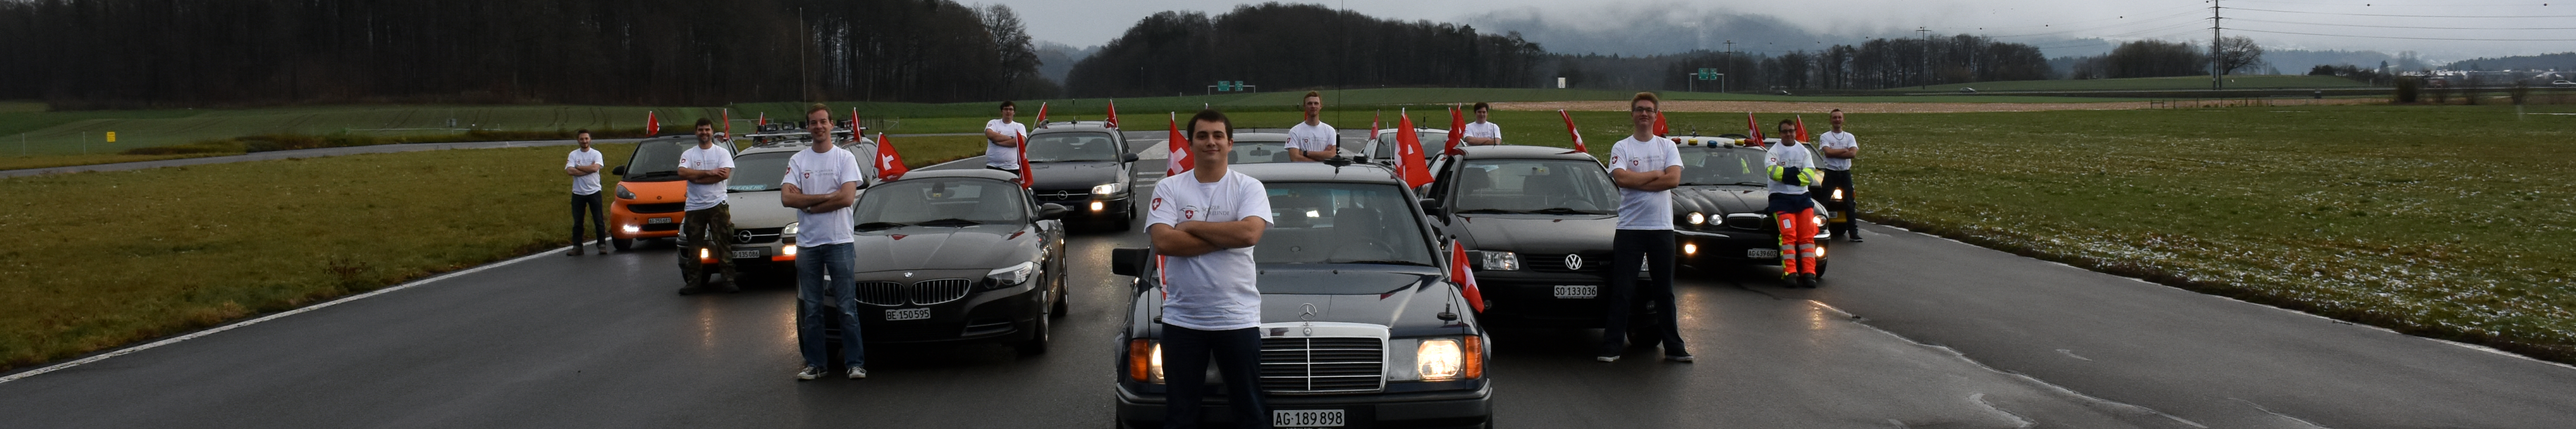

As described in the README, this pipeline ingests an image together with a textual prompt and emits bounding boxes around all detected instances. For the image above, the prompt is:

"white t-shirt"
[565,148,604,196]
[1146,170,1274,331]
[1767,142,1817,195]
[784,146,866,246]
[1608,136,1683,230]
[1462,121,1501,144]
[1288,121,1337,159]
[984,119,1028,170]
[1817,130,1856,171]
[679,145,735,211]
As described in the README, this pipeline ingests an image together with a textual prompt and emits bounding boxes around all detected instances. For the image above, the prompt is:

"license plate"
[647,218,673,224]
[885,308,931,321]
[732,249,762,259]
[1747,248,1778,258]
[1273,409,1346,428]
[1552,285,1598,299]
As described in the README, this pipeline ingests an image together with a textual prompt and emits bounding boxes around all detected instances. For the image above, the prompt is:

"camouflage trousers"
[679,204,738,287]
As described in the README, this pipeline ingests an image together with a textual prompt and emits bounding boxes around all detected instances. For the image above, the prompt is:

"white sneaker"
[847,368,868,379]
[795,366,823,381]
[1595,355,1621,363]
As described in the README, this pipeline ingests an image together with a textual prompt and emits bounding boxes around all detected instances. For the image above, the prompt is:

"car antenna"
[1436,276,1459,321]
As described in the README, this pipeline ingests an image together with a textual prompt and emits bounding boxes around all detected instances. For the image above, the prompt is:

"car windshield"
[727,151,793,192]
[853,178,1027,228]
[1449,159,1618,214]
[1255,182,1437,268]
[1229,139,1296,164]
[1026,132,1121,163]
[1369,132,1446,160]
[623,139,696,180]
[1677,147,1771,186]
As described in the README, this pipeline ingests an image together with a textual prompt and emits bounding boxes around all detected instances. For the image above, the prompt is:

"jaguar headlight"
[1831,188,1845,201]
[985,261,1036,289]
[1092,182,1124,196]
[1478,251,1519,271]
[616,184,635,199]
[1814,214,1826,228]
[1687,211,1706,225]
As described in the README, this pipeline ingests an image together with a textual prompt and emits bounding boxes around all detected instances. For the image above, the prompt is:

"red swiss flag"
[874,133,908,182]
[1449,239,1487,313]
[1166,112,1192,176]
[1395,111,1432,187]
[1444,106,1466,155]
[1557,109,1587,153]
[644,111,659,136]
[1105,100,1120,129]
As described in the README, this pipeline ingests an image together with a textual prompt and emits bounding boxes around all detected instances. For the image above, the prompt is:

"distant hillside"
[2444,52,2576,71]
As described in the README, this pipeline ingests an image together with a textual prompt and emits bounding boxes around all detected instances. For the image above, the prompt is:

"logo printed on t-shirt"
[1182,205,1199,221]
[1151,197,1163,210]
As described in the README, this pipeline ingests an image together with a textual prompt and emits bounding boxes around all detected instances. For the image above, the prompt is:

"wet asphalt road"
[3,133,2572,428]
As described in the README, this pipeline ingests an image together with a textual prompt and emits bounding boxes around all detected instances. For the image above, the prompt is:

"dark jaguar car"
[1109,162,1493,429]
[1667,136,1832,278]
[825,169,1069,353]
[1024,121,1141,230]
[1422,145,1622,328]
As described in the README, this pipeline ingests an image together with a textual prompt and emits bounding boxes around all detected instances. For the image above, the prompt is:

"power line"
[2225,0,2557,6]
[1980,9,2213,38]
[2232,17,2576,30]
[2227,27,2576,40]
[2225,6,2576,18]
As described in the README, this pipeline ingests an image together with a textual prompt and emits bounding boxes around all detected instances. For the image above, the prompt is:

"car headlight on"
[1478,251,1519,271]
[1416,336,1483,381]
[1091,182,1124,196]
[985,261,1036,289]
[1687,211,1706,225]
[1814,214,1826,228]
[616,184,635,199]
[1831,188,1845,201]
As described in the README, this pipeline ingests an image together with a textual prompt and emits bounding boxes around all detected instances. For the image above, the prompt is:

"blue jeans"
[796,242,864,369]
[569,192,605,244]
[1160,324,1267,429]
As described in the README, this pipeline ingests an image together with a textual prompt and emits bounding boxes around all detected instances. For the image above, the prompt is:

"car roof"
[1372,128,1447,135]
[737,136,872,156]
[1231,132,1290,143]
[1451,145,1597,161]
[893,168,1020,182]
[1031,121,1117,132]
[1230,162,1405,184]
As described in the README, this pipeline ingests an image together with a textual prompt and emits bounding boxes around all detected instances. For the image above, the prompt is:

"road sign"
[106,132,116,142]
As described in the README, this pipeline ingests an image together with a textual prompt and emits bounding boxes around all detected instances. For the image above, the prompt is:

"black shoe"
[565,247,584,256]
[720,278,741,293]
[1665,353,1695,363]
[596,240,611,253]
[677,286,703,296]
[1801,274,1820,288]
[1847,233,1864,242]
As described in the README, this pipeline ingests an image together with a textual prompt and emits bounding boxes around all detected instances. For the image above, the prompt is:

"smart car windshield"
[1449,159,1617,215]
[727,151,793,192]
[1677,147,1769,186]
[854,178,1027,228]
[623,139,697,180]
[1254,182,1437,268]
[1025,132,1121,163]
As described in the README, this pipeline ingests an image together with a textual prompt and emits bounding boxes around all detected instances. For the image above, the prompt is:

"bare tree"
[2215,36,2265,76]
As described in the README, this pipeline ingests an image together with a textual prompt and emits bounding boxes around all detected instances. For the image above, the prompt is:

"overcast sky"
[997,0,2575,61]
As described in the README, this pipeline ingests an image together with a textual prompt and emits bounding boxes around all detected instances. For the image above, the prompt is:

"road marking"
[1817,299,2208,428]
[1966,393,2036,429]
[0,246,570,385]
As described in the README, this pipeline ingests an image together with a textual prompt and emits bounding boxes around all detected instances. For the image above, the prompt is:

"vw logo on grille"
[735,230,756,243]
[1564,254,1585,270]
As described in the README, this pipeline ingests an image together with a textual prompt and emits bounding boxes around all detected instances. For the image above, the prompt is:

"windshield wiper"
[857,221,908,230]
[1452,208,1528,214]
[1529,207,1608,215]
[915,218,984,227]
[1330,260,1437,267]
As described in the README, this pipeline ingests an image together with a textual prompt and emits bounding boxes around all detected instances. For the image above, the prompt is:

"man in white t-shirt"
[563,129,608,256]
[1461,102,1501,146]
[982,101,1028,174]
[1287,91,1337,162]
[675,118,738,294]
[781,103,870,381]
[1148,109,1273,428]
[1767,119,1823,288]
[1815,109,1861,242]
[1599,92,1691,363]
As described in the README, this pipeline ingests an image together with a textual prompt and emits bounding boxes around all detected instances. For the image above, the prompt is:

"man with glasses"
[1599,92,1691,363]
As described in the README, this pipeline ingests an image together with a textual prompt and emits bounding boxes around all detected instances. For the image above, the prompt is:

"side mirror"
[1039,203,1069,220]
[1418,198,1443,217]
[1112,248,1152,278]
[1122,153,1141,163]
[612,165,628,175]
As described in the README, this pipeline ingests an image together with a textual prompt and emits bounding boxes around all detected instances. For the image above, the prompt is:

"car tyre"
[1051,285,1070,318]
[611,238,633,251]
[1017,309,1052,355]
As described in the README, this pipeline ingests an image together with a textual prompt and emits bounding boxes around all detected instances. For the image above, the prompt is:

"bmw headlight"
[1478,251,1519,271]
[1687,211,1706,225]
[985,261,1036,289]
[616,184,635,199]
[1092,182,1124,196]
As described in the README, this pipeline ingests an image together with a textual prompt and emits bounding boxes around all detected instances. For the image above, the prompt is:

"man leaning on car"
[1148,109,1275,428]
[783,103,869,381]
[676,119,738,294]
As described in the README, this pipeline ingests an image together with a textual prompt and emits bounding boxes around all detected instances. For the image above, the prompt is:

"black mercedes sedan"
[1422,145,1623,328]
[827,169,1070,354]
[1024,121,1141,230]
[1666,136,1832,279]
[1109,162,1493,429]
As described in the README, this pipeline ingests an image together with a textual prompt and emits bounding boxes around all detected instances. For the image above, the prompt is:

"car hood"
[723,191,804,229]
[618,180,688,201]
[1028,160,1121,190]
[1671,185,1771,215]
[851,224,1038,272]
[1450,214,1616,254]
[1249,267,1466,332]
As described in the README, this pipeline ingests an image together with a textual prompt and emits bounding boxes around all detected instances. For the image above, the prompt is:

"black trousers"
[1601,229,1686,356]
[570,192,606,244]
[1161,324,1267,429]
[1823,169,1856,235]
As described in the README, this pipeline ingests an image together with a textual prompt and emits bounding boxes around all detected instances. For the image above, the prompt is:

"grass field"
[1874,75,2374,92]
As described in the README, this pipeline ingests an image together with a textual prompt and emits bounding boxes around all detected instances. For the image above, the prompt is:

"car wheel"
[611,238,633,251]
[1051,285,1070,318]
[1018,310,1052,355]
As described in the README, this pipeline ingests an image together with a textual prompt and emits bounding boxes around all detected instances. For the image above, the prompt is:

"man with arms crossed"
[675,119,738,294]
[1461,102,1501,146]
[983,101,1027,175]
[1815,109,1860,242]
[1287,91,1337,161]
[564,129,608,256]
[1598,92,1692,363]
[1768,119,1824,288]
[783,104,869,381]
[1149,109,1273,427]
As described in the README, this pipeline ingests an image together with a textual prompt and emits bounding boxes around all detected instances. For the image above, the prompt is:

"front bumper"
[820,281,1046,344]
[1115,381,1492,429]
[608,203,684,240]
[1034,190,1133,221]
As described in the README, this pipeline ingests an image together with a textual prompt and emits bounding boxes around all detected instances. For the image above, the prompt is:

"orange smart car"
[608,135,732,250]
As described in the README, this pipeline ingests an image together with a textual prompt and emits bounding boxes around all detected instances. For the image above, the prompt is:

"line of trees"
[1543,34,2051,93]
[0,0,1051,108]
[1065,2,1546,98]
[2065,37,2264,80]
